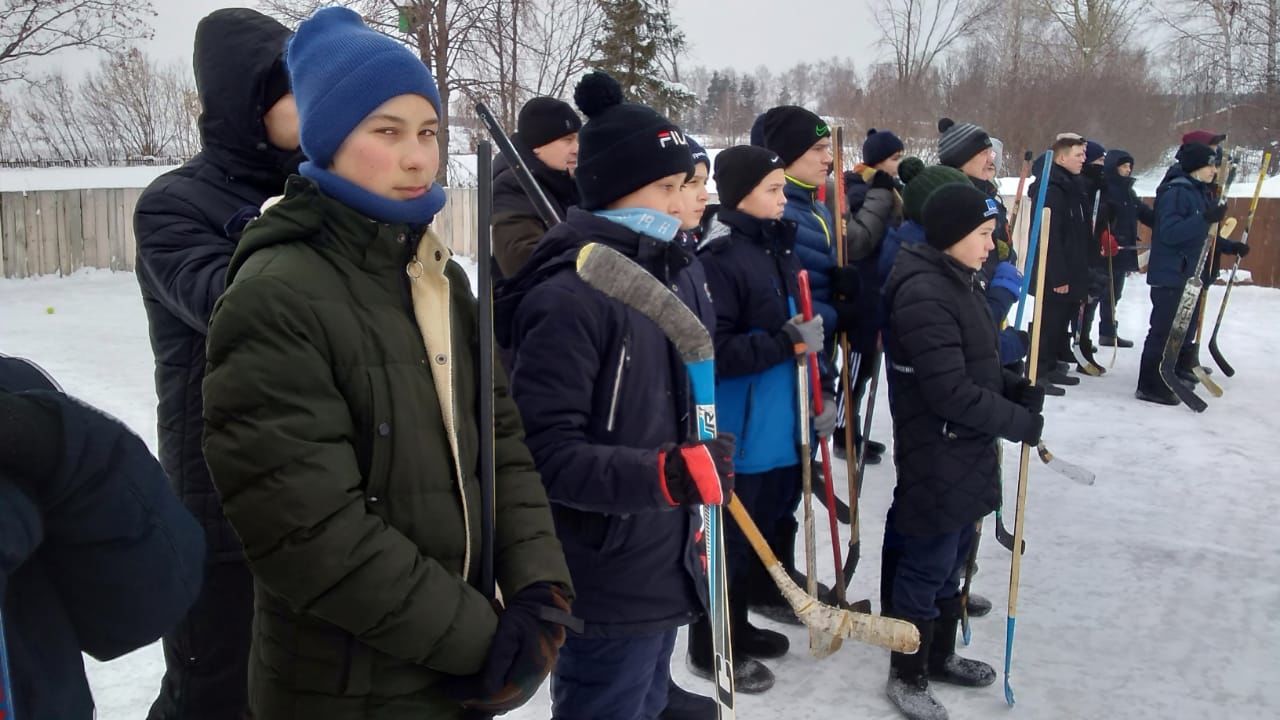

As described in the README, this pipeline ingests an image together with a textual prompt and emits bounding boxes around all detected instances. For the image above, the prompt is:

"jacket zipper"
[606,338,629,432]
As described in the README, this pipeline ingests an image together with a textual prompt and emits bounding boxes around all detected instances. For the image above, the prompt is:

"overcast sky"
[27,0,881,80]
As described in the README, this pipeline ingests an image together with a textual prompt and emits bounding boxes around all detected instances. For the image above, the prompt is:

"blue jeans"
[552,629,677,720]
[885,512,975,621]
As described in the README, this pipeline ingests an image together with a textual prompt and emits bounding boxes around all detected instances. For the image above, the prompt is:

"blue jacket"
[784,176,838,334]
[0,356,205,719]
[1148,174,1214,288]
[698,209,804,474]
[496,208,712,638]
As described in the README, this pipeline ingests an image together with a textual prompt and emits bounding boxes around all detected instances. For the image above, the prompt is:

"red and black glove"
[657,434,735,506]
[1100,228,1119,257]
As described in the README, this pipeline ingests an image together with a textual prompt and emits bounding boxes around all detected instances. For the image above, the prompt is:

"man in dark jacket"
[1070,139,1110,371]
[498,71,734,719]
[1136,143,1243,404]
[132,9,302,718]
[491,96,581,278]
[1095,149,1155,347]
[835,128,903,464]
[1025,135,1092,391]
[881,185,1043,720]
[1,355,205,720]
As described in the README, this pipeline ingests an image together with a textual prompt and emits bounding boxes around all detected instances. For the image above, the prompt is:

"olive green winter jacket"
[202,176,572,718]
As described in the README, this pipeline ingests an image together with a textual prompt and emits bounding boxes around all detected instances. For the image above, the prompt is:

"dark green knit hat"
[902,163,969,223]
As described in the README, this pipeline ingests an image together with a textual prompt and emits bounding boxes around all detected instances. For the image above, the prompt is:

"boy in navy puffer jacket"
[688,146,835,693]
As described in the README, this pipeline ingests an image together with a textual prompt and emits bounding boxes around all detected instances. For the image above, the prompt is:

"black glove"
[828,265,861,298]
[1204,204,1227,224]
[1018,413,1045,446]
[1224,240,1250,258]
[870,170,897,191]
[658,434,736,506]
[457,583,576,714]
[1011,379,1046,414]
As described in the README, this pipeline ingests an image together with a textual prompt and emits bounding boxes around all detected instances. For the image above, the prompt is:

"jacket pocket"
[364,368,394,506]
[605,337,630,433]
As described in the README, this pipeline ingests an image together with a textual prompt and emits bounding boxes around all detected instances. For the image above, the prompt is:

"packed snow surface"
[2,266,1278,719]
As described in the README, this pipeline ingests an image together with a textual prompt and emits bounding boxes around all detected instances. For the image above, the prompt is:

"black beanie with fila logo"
[572,70,694,210]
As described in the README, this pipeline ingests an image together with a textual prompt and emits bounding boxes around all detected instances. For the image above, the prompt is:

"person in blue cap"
[200,7,576,717]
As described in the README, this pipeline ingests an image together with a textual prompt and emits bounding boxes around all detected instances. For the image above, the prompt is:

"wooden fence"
[3,184,1279,288]
[0,187,481,279]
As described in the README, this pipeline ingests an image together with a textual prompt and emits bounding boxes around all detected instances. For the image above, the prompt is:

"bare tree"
[870,0,998,89]
[19,71,97,159]
[0,1,156,84]
[80,49,195,159]
[519,0,604,99]
[1030,0,1144,72]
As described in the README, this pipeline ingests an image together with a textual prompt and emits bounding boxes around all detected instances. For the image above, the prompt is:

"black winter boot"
[886,618,947,720]
[965,592,992,618]
[929,596,996,687]
[731,579,789,659]
[686,614,775,694]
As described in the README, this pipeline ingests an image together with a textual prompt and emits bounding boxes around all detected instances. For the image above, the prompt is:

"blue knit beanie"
[862,128,905,167]
[287,7,441,169]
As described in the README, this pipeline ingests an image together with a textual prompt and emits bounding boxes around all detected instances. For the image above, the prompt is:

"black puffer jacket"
[883,243,1036,537]
[1026,159,1092,302]
[133,9,301,561]
[496,208,712,638]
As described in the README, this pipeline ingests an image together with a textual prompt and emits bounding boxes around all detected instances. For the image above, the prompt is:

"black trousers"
[1098,268,1128,338]
[1139,284,1198,387]
[147,559,253,720]
[1034,294,1077,380]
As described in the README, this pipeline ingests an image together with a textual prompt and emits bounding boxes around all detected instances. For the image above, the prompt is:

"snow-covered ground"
[2,267,1279,719]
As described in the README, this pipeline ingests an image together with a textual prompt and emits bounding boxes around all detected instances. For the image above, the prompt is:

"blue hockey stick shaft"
[1,607,15,719]
[1014,152,1055,329]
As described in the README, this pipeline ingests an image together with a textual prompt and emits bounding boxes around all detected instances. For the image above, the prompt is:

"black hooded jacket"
[491,132,580,279]
[883,244,1035,537]
[1026,158,1092,302]
[133,8,300,561]
[1097,150,1155,274]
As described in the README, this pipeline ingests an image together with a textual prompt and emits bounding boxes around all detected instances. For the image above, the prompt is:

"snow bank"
[0,165,179,192]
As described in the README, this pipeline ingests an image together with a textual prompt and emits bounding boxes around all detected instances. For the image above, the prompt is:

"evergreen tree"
[592,0,696,119]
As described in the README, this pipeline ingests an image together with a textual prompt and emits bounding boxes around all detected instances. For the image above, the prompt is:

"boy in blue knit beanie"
[201,6,577,718]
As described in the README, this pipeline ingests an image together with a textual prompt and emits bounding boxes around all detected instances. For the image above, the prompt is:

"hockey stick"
[1158,152,1234,413]
[795,282,843,660]
[1006,206,1051,707]
[476,142,497,600]
[1035,442,1096,485]
[994,441,1023,556]
[475,102,562,227]
[0,607,13,720]
[725,495,919,653]
[799,272,847,614]
[575,243,736,717]
[1071,303,1102,376]
[1209,153,1271,377]
[1014,153,1054,329]
[840,342,881,588]
[960,518,982,645]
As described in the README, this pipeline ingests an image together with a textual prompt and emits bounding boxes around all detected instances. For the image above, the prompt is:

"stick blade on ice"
[576,243,712,363]
[1036,443,1096,486]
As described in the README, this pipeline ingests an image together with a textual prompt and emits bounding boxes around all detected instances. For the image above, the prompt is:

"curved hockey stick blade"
[1035,442,1096,485]
[727,496,919,653]
[994,514,1026,554]
[1193,366,1224,397]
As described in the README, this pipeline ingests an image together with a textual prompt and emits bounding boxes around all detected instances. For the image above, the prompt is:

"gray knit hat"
[937,117,992,168]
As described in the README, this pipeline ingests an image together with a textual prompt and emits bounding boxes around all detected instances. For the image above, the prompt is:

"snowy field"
[2,267,1279,719]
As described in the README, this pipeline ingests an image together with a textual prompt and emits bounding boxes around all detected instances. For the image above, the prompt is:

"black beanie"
[760,105,831,167]
[922,183,1000,251]
[714,145,786,210]
[863,128,905,167]
[1178,142,1216,174]
[572,71,693,210]
[688,136,710,170]
[518,97,582,149]
[937,117,992,168]
[261,55,292,110]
